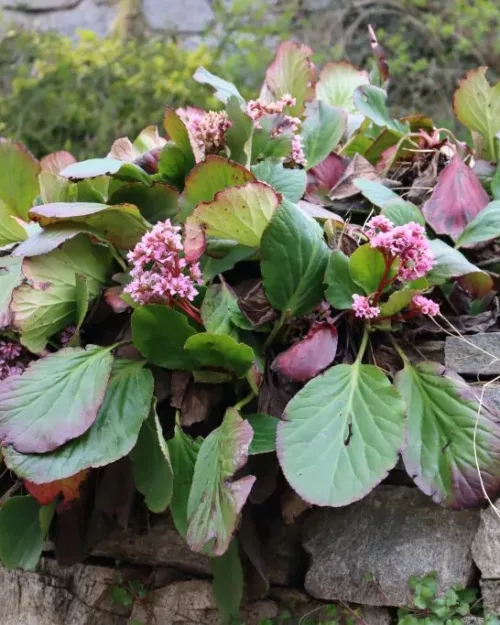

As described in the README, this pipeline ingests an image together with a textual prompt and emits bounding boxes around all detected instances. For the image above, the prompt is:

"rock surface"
[472,499,500,578]
[143,0,213,32]
[0,558,131,625]
[481,580,500,617]
[303,486,480,607]
[445,333,500,377]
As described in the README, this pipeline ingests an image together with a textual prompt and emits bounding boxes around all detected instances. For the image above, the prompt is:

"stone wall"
[0,0,216,38]
[3,335,500,625]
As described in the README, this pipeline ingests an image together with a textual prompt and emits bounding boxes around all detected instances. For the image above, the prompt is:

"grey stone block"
[481,579,500,617]
[445,333,500,377]
[472,499,500,578]
[303,486,480,607]
[143,0,214,33]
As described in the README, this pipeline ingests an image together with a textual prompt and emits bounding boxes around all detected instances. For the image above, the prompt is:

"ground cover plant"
[1,31,500,621]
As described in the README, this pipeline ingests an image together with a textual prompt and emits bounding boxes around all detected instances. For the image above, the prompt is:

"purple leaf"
[272,323,338,382]
[423,155,489,240]
[307,153,347,198]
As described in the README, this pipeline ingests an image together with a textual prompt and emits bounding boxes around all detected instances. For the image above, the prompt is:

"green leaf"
[353,178,424,225]
[29,202,148,249]
[60,158,150,185]
[167,424,201,537]
[354,85,408,135]
[202,245,256,282]
[179,156,255,221]
[427,239,493,297]
[252,119,293,162]
[277,363,405,506]
[453,67,500,160]
[455,201,500,248]
[379,289,421,317]
[246,413,278,455]
[324,250,360,309]
[0,255,23,328]
[0,344,113,454]
[132,305,199,370]
[225,96,253,167]
[251,160,306,203]
[316,62,370,113]
[492,158,500,200]
[186,408,255,555]
[0,496,43,570]
[262,41,315,116]
[13,225,88,258]
[349,244,386,295]
[0,201,28,247]
[201,283,240,339]
[211,539,244,624]
[163,108,195,166]
[3,360,154,483]
[193,181,280,247]
[302,102,347,169]
[261,199,329,316]
[109,181,179,225]
[11,235,112,352]
[158,143,188,190]
[0,141,40,220]
[131,404,173,513]
[395,361,500,507]
[184,333,253,378]
[193,67,244,104]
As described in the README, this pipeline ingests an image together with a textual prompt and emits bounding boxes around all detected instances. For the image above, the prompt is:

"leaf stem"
[356,327,371,364]
[263,309,287,350]
[109,245,128,272]
[234,391,255,412]
[388,333,410,366]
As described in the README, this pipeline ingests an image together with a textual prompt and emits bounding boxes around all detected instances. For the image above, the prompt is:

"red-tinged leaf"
[40,151,77,175]
[25,470,89,507]
[184,217,206,262]
[104,286,129,313]
[422,155,489,240]
[271,323,338,382]
[261,41,316,116]
[307,153,348,197]
[368,24,390,86]
[329,154,381,200]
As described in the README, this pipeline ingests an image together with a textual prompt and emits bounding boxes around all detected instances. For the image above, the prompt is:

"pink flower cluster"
[188,111,232,155]
[366,217,436,282]
[411,295,440,317]
[246,94,307,167]
[352,295,381,320]
[124,220,203,307]
[0,340,27,380]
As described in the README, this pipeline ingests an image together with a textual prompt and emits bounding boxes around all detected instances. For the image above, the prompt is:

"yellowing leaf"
[193,181,281,247]
[316,62,370,113]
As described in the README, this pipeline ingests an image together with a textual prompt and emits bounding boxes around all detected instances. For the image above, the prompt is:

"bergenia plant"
[1,31,500,619]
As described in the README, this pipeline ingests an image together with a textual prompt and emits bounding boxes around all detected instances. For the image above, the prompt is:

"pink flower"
[124,220,203,307]
[352,294,381,320]
[247,94,297,126]
[411,295,440,317]
[291,135,307,167]
[368,220,436,282]
[187,111,231,155]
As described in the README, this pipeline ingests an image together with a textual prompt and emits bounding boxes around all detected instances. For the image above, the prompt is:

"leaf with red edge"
[25,470,89,507]
[184,217,206,262]
[422,156,489,240]
[260,41,316,116]
[0,345,113,454]
[179,156,255,221]
[395,361,500,508]
[272,323,338,382]
[186,408,255,555]
[40,151,77,175]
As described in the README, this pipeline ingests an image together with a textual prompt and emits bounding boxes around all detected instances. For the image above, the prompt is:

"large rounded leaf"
[395,361,500,508]
[0,345,113,454]
[261,199,329,316]
[0,256,23,328]
[277,363,405,506]
[3,360,153,483]
[316,62,369,113]
[0,496,45,571]
[0,141,40,220]
[193,181,281,248]
[184,333,254,378]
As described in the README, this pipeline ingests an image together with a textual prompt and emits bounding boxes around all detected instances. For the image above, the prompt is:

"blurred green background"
[0,0,498,159]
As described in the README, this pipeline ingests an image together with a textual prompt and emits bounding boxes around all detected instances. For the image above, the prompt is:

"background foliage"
[0,0,499,157]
